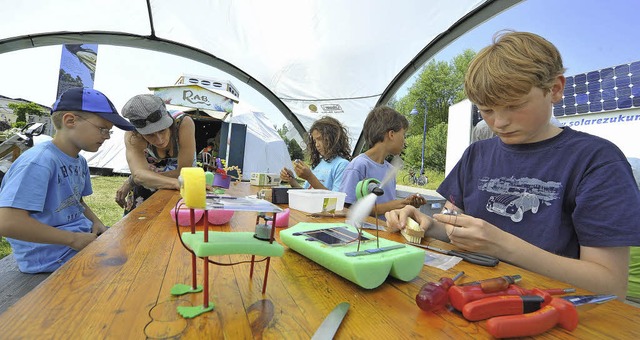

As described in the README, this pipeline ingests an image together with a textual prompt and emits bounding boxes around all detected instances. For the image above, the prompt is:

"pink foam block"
[207,209,235,225]
[267,208,290,228]
[170,206,204,226]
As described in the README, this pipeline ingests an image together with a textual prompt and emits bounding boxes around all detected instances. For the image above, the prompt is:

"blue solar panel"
[587,71,600,82]
[588,82,600,93]
[554,60,639,116]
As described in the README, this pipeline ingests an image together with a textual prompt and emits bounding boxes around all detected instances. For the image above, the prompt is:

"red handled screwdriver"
[416,271,464,312]
[459,274,522,292]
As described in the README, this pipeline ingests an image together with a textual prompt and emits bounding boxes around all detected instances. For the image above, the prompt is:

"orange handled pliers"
[462,291,616,338]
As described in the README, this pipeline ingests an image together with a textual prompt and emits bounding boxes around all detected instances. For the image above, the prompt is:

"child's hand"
[385,205,432,234]
[280,167,295,182]
[69,232,98,251]
[431,211,506,255]
[281,167,302,188]
[293,161,312,180]
[92,223,108,236]
[402,194,426,208]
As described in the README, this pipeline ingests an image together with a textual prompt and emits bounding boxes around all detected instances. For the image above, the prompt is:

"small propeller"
[347,156,403,228]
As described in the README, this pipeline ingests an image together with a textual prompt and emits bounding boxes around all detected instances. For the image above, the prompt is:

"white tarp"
[0,0,515,154]
[230,102,292,180]
[80,101,291,176]
[80,128,130,174]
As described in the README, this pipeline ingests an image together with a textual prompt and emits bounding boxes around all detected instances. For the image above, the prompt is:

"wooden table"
[1,183,638,339]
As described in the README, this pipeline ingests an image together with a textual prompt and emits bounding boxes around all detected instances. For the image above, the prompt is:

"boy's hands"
[92,222,108,236]
[68,231,98,251]
[385,205,433,235]
[402,193,426,208]
[432,212,507,257]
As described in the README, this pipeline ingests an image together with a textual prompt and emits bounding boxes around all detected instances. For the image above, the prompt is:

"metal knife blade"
[311,302,350,340]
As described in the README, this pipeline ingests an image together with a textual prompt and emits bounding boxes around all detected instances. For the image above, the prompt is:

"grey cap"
[121,94,174,135]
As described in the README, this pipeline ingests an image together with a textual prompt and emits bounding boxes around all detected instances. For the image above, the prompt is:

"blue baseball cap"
[51,87,135,131]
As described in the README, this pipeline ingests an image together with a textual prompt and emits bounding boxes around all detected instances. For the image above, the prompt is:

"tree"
[392,49,476,173]
[7,102,47,123]
[275,123,305,161]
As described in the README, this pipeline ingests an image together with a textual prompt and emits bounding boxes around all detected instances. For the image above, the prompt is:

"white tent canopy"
[230,102,292,180]
[0,0,520,154]
[80,101,291,177]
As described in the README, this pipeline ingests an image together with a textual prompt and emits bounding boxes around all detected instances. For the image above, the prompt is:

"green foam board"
[181,231,284,258]
[280,223,424,289]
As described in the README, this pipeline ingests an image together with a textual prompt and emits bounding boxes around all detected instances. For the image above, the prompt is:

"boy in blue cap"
[0,87,135,273]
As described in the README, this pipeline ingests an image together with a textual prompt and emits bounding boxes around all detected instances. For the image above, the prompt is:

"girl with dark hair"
[280,116,351,191]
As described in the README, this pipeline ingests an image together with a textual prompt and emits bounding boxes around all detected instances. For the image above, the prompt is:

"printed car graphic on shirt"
[486,192,540,222]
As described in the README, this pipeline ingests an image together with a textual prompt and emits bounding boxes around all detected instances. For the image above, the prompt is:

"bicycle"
[403,168,428,187]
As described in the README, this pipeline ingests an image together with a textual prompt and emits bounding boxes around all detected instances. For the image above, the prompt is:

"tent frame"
[0,0,521,156]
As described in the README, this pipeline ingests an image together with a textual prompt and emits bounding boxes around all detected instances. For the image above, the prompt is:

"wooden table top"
[1,183,638,339]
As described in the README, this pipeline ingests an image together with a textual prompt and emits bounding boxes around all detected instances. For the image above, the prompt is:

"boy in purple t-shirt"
[340,106,425,217]
[386,31,640,300]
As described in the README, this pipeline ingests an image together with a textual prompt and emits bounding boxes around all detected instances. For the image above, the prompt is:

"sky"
[0,0,638,131]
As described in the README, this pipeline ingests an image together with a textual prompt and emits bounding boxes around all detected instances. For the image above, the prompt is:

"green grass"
[0,237,10,258]
[83,175,129,227]
[0,175,127,259]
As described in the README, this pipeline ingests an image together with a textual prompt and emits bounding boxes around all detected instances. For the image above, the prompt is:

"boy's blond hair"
[50,110,89,130]
[464,31,566,107]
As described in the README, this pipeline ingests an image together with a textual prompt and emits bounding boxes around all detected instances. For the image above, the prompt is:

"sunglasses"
[130,109,165,128]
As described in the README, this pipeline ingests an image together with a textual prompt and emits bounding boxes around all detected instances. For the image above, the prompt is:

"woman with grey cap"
[115,94,196,214]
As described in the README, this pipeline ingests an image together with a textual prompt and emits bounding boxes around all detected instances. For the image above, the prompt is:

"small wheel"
[417,175,428,186]
[402,174,411,185]
[511,207,524,223]
[180,167,207,209]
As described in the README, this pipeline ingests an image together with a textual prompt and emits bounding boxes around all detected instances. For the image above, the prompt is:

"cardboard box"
[250,173,281,186]
[288,189,346,214]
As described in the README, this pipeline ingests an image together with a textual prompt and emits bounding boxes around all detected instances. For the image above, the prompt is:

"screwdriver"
[416,271,464,312]
[459,274,522,293]
[448,284,575,311]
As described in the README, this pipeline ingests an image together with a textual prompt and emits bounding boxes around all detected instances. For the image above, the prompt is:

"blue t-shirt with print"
[303,156,349,191]
[339,153,396,206]
[437,127,640,258]
[0,140,93,273]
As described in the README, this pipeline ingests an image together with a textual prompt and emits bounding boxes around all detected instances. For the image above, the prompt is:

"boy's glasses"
[74,115,113,136]
[129,109,165,128]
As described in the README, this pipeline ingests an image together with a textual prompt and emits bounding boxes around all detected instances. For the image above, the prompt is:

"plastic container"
[288,190,346,214]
